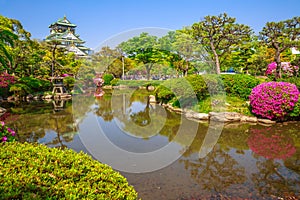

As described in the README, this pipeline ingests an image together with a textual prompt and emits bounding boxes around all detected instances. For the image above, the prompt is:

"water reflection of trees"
[111,90,167,139]
[251,158,300,198]
[4,100,78,148]
[248,125,300,198]
[72,94,96,122]
[180,144,246,194]
[94,92,113,121]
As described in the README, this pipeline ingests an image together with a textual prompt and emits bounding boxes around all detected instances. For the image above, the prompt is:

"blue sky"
[0,0,299,50]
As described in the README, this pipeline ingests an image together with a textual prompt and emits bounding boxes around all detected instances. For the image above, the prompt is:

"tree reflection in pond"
[251,158,300,198]
[3,99,78,148]
[180,144,246,195]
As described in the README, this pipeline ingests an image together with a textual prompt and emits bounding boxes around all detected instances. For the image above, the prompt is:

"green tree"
[1,16,32,75]
[259,16,300,78]
[0,15,18,70]
[191,13,253,74]
[92,46,120,73]
[92,46,135,78]
[118,32,164,80]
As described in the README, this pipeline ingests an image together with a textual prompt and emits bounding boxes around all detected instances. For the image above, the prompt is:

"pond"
[2,89,300,199]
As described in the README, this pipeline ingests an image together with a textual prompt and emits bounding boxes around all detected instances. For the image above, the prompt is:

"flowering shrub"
[249,82,299,120]
[0,72,15,88]
[265,62,299,77]
[0,121,16,143]
[265,62,277,75]
[248,127,296,160]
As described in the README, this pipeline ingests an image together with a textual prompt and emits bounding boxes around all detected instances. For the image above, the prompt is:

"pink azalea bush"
[265,62,299,77]
[249,82,299,120]
[0,121,16,143]
[0,72,15,88]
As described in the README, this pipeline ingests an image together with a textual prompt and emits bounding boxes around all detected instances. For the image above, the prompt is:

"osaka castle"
[45,16,91,57]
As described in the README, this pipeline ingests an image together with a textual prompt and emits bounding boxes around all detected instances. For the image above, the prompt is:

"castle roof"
[49,15,77,28]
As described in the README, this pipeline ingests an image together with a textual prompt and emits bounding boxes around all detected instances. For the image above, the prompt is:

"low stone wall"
[162,103,276,125]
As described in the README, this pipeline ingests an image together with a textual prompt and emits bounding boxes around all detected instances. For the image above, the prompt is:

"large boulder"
[258,118,276,125]
[0,107,6,114]
[185,111,209,120]
[209,112,242,122]
[240,115,258,123]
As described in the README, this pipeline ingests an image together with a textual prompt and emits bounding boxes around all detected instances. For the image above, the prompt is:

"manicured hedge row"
[221,74,260,100]
[154,74,261,107]
[0,142,137,200]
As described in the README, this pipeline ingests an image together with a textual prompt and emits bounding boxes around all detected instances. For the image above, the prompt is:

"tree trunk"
[146,63,153,80]
[275,50,281,79]
[210,41,220,74]
[51,43,57,77]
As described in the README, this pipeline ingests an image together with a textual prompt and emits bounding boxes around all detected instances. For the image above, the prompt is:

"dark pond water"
[2,89,300,199]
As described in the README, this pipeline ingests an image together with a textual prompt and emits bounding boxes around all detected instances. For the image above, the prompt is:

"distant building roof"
[49,15,77,28]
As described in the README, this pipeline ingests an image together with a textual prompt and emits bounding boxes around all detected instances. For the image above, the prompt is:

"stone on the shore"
[0,107,6,113]
[185,111,209,120]
[209,112,241,122]
[171,107,183,114]
[258,118,276,124]
[147,85,155,91]
[240,115,258,123]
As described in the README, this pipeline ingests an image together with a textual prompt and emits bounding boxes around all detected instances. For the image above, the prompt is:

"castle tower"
[45,15,91,57]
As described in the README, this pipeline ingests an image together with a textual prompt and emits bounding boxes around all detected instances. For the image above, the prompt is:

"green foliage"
[9,77,51,96]
[19,77,51,92]
[103,74,114,86]
[201,74,224,96]
[154,84,175,104]
[259,16,300,78]
[289,98,300,119]
[110,79,162,87]
[0,142,138,199]
[221,74,260,100]
[185,74,209,101]
[63,76,75,92]
[9,83,31,96]
[110,78,121,86]
[278,76,300,90]
[155,75,208,107]
[191,13,252,74]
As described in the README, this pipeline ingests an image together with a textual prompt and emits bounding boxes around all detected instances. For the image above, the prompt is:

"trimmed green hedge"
[221,74,260,100]
[103,74,114,86]
[278,77,300,90]
[155,75,207,107]
[0,142,138,200]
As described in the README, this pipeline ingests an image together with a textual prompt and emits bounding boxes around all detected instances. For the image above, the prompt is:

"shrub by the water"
[249,82,300,120]
[155,75,208,107]
[103,74,114,86]
[221,74,260,100]
[289,98,300,119]
[0,121,16,143]
[63,76,75,92]
[0,142,138,199]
